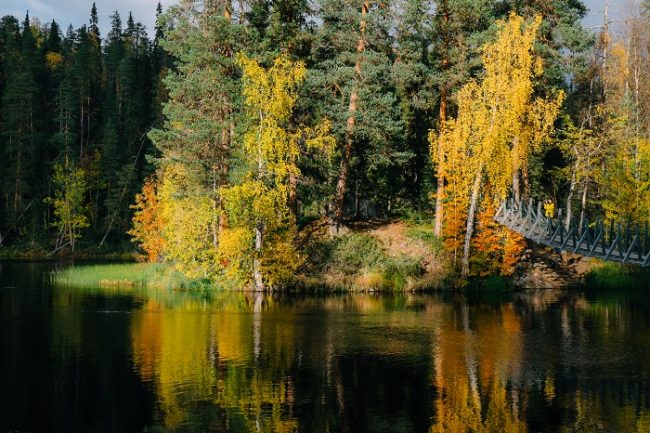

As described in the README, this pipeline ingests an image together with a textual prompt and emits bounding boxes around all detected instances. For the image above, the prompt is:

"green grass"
[328,233,387,274]
[584,263,650,290]
[54,228,444,292]
[52,262,228,290]
[52,263,163,289]
[404,225,444,255]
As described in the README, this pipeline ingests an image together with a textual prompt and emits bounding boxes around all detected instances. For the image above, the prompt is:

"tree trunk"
[333,0,368,225]
[253,222,264,291]
[565,170,576,229]
[14,138,22,216]
[86,96,91,157]
[512,136,521,203]
[224,0,232,20]
[578,180,588,233]
[288,172,298,218]
[219,118,233,237]
[212,172,219,248]
[354,180,359,219]
[80,92,84,159]
[70,225,75,252]
[522,160,530,200]
[461,164,484,277]
[434,87,447,237]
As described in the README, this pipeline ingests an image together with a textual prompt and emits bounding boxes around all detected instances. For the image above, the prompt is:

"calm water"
[1,262,650,432]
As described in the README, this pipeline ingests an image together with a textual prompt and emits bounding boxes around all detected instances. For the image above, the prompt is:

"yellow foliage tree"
[430,84,479,261]
[470,189,527,277]
[596,37,650,225]
[431,13,563,276]
[471,199,504,277]
[129,177,166,262]
[157,163,220,279]
[500,230,526,277]
[220,54,334,290]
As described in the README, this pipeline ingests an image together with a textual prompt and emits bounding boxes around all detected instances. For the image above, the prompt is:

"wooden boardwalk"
[495,199,650,267]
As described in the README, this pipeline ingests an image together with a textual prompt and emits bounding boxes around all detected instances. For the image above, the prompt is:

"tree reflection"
[119,288,650,432]
[130,292,298,431]
[430,304,527,433]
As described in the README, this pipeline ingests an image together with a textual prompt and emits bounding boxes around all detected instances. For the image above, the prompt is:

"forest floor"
[296,218,450,291]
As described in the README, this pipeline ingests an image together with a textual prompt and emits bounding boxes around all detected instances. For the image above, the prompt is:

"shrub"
[328,233,386,275]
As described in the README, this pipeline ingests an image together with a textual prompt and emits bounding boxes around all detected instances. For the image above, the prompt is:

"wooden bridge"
[495,199,650,267]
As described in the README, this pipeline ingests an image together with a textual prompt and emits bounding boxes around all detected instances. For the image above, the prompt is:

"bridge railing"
[495,198,649,267]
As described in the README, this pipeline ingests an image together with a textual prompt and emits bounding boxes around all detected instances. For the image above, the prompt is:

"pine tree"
[309,0,406,226]
[151,2,171,129]
[0,16,22,241]
[89,2,100,38]
[72,24,102,160]
[51,31,78,161]
[392,0,436,207]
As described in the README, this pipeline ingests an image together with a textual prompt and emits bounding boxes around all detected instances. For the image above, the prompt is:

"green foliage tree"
[45,162,89,251]
[0,13,44,237]
[146,0,247,276]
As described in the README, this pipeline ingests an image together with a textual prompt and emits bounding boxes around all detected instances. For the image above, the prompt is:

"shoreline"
[6,219,649,292]
[47,260,650,292]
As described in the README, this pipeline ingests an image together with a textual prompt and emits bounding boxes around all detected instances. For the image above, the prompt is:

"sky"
[0,0,630,39]
[1,0,177,38]
[582,0,630,28]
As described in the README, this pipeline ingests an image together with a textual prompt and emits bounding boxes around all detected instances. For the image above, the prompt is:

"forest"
[1,0,649,289]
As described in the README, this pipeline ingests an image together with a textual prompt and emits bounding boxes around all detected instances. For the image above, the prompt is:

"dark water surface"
[1,262,649,432]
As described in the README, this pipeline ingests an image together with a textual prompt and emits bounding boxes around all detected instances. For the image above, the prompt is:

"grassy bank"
[52,263,215,290]
[297,220,448,291]
[583,263,650,290]
[52,263,163,289]
[51,219,449,291]
[51,247,649,292]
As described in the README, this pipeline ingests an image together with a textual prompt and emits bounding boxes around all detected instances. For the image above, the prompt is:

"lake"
[1,261,649,432]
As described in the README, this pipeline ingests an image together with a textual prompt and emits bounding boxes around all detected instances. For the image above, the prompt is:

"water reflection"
[123,289,650,432]
[430,303,526,433]
[1,262,650,432]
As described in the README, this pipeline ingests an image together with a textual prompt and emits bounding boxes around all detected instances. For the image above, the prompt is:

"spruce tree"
[1,13,44,235]
[149,0,247,254]
[0,16,22,241]
[308,0,406,224]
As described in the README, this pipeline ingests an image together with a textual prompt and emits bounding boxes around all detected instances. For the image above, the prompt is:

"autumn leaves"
[131,12,565,287]
[132,54,333,289]
[431,14,563,276]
